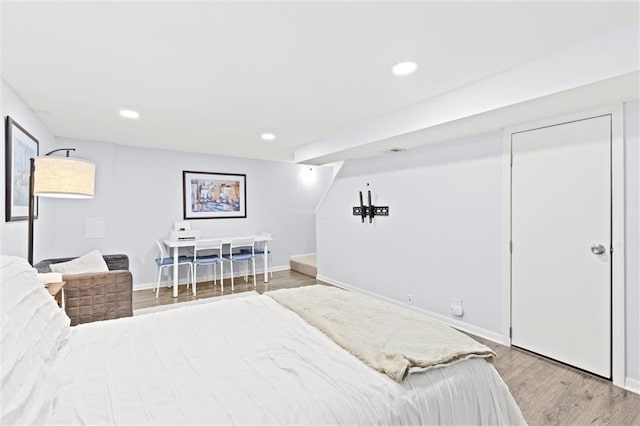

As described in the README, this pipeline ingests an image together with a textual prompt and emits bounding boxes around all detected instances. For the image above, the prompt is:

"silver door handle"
[591,244,606,255]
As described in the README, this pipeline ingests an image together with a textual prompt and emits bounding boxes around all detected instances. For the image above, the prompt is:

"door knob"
[591,244,606,255]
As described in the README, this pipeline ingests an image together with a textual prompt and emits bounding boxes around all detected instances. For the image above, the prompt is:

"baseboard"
[269,265,290,273]
[316,275,504,345]
[134,281,189,291]
[290,253,316,259]
[133,264,291,291]
[625,377,640,394]
[134,282,159,291]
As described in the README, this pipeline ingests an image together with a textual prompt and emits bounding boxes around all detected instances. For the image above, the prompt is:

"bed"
[1,256,525,425]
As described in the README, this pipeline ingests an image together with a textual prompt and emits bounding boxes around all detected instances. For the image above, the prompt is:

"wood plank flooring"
[132,271,640,425]
[475,336,640,425]
[133,269,319,310]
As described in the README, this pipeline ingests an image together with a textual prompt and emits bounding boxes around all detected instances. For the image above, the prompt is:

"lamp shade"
[33,157,95,198]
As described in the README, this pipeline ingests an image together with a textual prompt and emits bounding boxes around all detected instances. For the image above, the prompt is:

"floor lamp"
[28,148,95,265]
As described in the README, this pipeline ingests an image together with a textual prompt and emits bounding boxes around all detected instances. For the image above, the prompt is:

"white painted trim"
[290,253,317,259]
[134,282,161,291]
[317,274,504,344]
[501,132,513,347]
[268,265,291,273]
[253,264,290,273]
[625,377,640,395]
[502,104,626,388]
[134,276,194,291]
[610,104,626,387]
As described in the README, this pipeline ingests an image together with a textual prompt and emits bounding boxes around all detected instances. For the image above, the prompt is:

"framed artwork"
[5,116,39,222]
[183,171,247,219]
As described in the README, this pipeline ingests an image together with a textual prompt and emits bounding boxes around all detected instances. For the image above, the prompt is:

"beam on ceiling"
[294,24,640,165]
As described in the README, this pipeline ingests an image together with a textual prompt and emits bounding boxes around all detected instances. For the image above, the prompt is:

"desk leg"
[263,241,269,283]
[173,247,179,298]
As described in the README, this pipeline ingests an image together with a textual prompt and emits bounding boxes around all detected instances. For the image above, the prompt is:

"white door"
[511,115,611,378]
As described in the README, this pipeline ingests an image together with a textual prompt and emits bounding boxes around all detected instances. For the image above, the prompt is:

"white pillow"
[49,249,109,275]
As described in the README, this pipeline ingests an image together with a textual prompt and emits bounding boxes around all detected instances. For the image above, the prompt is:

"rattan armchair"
[34,254,133,326]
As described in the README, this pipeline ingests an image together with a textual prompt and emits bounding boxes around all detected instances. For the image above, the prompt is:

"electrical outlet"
[450,298,464,316]
[407,294,413,304]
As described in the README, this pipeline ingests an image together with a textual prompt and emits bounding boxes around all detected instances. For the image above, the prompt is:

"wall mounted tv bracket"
[352,190,389,223]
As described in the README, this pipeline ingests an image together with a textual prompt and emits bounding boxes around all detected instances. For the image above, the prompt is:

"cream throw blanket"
[267,285,495,382]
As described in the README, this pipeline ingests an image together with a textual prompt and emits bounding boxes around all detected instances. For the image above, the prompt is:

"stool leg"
[193,264,197,296]
[230,261,235,292]
[155,266,162,299]
[186,264,190,290]
[220,262,224,293]
[252,257,256,288]
[190,264,195,290]
[186,264,191,289]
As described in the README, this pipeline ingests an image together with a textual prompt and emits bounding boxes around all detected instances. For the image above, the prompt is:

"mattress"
[51,294,525,425]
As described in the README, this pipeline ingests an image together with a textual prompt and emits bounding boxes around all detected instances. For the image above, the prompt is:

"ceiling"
[2,1,638,163]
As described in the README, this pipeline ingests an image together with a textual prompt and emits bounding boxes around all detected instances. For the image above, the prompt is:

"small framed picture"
[183,171,247,219]
[5,116,39,222]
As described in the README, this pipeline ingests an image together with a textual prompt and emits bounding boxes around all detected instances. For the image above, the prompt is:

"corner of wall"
[1,79,57,259]
[314,160,346,215]
[625,377,640,395]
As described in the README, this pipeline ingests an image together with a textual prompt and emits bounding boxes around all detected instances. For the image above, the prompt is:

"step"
[290,254,317,278]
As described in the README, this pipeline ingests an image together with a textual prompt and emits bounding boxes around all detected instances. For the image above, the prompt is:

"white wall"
[50,138,332,289]
[317,132,504,334]
[1,80,57,260]
[0,80,331,289]
[317,103,639,382]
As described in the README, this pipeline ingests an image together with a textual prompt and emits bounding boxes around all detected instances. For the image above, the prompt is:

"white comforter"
[52,294,525,425]
[267,285,496,382]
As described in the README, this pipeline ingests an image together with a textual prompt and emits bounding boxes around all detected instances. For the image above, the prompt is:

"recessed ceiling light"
[261,133,276,141]
[391,61,418,76]
[119,109,140,119]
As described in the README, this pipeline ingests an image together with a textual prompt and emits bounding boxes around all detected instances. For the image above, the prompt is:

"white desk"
[163,235,272,298]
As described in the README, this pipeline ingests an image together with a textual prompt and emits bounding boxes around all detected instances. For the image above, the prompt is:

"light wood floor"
[475,337,640,425]
[132,270,640,425]
[133,269,321,310]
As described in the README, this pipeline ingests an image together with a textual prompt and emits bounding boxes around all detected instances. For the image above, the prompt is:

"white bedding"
[267,285,495,382]
[52,294,525,425]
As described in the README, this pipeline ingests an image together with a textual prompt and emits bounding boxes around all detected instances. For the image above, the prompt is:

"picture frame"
[183,171,247,219]
[5,116,39,222]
